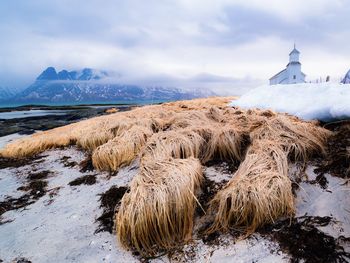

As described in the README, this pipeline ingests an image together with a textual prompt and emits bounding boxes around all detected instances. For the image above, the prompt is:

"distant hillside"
[8,67,215,104]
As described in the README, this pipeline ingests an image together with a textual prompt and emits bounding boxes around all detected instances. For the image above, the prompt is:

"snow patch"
[230,83,350,121]
[296,166,350,238]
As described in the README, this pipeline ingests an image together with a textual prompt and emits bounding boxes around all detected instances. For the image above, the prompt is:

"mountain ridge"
[5,67,214,104]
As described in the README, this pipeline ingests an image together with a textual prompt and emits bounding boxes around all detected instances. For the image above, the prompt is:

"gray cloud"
[0,0,349,94]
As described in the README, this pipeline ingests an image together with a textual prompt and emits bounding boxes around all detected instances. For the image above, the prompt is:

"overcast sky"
[0,0,349,94]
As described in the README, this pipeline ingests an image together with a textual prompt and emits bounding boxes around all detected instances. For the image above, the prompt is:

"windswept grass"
[0,96,332,256]
[92,126,153,171]
[117,157,203,254]
[207,140,293,234]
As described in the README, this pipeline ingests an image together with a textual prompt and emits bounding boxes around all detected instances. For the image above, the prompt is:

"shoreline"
[0,99,168,111]
[0,104,135,137]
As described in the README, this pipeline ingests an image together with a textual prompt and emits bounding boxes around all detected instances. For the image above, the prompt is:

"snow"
[230,83,350,121]
[0,147,138,263]
[0,146,288,262]
[153,234,289,263]
[1,144,349,261]
[296,165,350,239]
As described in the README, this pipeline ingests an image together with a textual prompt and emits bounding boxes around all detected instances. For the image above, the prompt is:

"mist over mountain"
[36,67,109,81]
[3,67,215,105]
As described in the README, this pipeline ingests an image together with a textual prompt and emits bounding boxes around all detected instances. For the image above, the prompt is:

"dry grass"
[0,96,332,256]
[117,157,203,255]
[207,140,294,234]
[105,107,119,114]
[0,97,233,158]
[249,115,330,161]
[92,126,153,171]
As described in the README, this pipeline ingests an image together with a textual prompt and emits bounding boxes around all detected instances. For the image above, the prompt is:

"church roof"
[289,44,300,55]
[286,61,301,67]
[289,48,300,55]
[269,68,286,80]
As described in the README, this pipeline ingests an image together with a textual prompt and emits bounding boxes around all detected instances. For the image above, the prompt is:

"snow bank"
[230,83,350,121]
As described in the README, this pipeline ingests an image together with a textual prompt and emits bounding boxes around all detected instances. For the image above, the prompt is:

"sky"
[0,0,349,95]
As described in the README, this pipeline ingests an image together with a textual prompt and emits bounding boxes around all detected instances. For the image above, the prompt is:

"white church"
[269,45,306,85]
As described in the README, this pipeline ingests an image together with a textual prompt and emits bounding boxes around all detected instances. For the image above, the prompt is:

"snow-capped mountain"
[36,67,109,81]
[10,67,215,104]
[341,69,350,84]
[0,86,19,100]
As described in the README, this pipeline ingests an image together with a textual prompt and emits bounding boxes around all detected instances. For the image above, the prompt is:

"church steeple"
[270,43,305,85]
[289,44,300,63]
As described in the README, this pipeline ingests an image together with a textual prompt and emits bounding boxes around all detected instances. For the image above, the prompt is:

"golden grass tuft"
[116,157,203,255]
[207,140,293,234]
[0,96,333,256]
[249,115,331,161]
[205,115,331,235]
[142,129,205,161]
[0,124,77,158]
[92,126,153,171]
[105,107,119,114]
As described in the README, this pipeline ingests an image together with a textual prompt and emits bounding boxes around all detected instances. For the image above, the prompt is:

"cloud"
[0,0,349,93]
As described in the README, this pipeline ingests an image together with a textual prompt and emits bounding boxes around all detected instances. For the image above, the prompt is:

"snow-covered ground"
[296,166,350,238]
[0,147,138,263]
[0,146,291,262]
[1,145,349,262]
[230,83,350,121]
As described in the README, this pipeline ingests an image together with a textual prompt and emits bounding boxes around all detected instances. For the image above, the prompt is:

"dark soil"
[60,156,77,168]
[308,173,329,189]
[315,121,350,179]
[205,159,238,174]
[260,216,350,263]
[13,257,32,263]
[0,170,52,222]
[195,175,230,244]
[0,179,48,219]
[0,155,46,169]
[45,186,61,206]
[79,155,94,172]
[95,186,129,234]
[68,174,97,186]
[0,157,30,169]
[196,176,227,216]
[27,170,52,180]
[17,181,48,197]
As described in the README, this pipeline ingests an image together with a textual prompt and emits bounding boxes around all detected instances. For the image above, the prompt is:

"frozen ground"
[230,83,350,121]
[0,146,349,262]
[0,147,138,263]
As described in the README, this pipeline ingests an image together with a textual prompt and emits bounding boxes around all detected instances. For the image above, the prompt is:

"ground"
[0,140,349,262]
[0,99,350,262]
